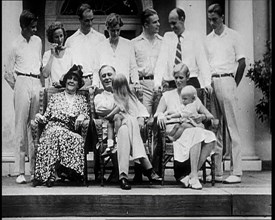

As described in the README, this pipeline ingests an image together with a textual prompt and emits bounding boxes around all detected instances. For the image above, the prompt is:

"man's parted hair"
[208,3,224,16]
[98,65,116,76]
[77,3,93,19]
[141,8,157,26]
[19,10,38,29]
[106,13,124,28]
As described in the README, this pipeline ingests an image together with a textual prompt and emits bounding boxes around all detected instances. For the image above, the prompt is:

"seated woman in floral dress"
[33,65,90,187]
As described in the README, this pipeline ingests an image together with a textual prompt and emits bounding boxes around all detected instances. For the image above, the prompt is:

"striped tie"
[174,35,182,65]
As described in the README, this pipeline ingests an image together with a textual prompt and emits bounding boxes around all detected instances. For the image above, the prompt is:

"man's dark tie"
[174,35,182,65]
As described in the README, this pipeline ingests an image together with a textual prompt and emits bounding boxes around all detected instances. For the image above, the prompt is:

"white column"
[227,0,261,170]
[2,1,23,175]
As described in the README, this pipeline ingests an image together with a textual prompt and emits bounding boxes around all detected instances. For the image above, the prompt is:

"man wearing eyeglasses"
[65,3,106,87]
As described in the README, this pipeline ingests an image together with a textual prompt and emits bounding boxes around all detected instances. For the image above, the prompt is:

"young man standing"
[65,3,106,87]
[131,8,162,181]
[4,10,42,184]
[206,3,246,184]
[131,8,162,116]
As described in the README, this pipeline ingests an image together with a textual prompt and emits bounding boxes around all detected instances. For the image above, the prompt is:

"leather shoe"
[223,175,241,184]
[46,175,56,187]
[120,178,131,190]
[32,179,43,187]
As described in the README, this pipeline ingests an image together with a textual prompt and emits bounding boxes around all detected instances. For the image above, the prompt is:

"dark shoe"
[46,175,56,187]
[32,179,42,187]
[120,178,131,190]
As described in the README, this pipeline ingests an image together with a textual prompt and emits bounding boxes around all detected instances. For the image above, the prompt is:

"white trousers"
[211,76,242,176]
[13,76,42,175]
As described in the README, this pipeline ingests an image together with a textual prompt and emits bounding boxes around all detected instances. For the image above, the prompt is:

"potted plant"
[246,41,272,123]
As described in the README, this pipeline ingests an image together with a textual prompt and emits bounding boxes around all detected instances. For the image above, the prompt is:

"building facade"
[2,0,272,175]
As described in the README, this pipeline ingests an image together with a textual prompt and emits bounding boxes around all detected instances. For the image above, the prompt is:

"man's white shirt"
[65,28,106,77]
[95,36,139,86]
[154,30,211,88]
[206,25,245,75]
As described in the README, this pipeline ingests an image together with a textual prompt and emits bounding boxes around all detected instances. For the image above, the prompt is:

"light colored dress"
[162,89,216,162]
[34,91,89,183]
[42,48,74,86]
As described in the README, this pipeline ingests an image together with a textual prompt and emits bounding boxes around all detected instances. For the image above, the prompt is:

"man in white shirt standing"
[4,10,42,184]
[65,3,106,86]
[154,7,212,91]
[65,3,106,182]
[206,3,246,184]
[131,8,162,183]
[131,8,162,116]
[96,13,140,88]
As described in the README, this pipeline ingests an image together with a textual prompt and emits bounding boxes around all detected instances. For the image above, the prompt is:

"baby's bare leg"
[169,123,194,141]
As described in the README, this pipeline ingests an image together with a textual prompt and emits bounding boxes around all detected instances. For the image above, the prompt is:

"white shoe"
[180,175,190,188]
[189,177,202,190]
[223,175,241,184]
[30,175,34,182]
[16,175,26,184]
[205,175,223,183]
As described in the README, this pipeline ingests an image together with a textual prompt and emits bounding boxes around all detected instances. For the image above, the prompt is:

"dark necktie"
[174,35,182,65]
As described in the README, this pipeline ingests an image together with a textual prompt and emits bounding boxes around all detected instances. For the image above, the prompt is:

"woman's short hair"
[208,3,224,16]
[105,13,124,28]
[141,8,157,26]
[173,63,190,79]
[77,3,92,19]
[60,64,84,88]
[180,85,197,97]
[46,21,67,44]
[19,10,38,29]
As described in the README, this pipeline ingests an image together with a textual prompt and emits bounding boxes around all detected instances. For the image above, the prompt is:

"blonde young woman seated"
[154,63,216,190]
[165,85,215,141]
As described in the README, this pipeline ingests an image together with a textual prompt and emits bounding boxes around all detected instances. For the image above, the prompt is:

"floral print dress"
[34,91,90,183]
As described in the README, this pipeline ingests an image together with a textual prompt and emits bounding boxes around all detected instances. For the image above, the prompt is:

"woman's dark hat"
[60,64,85,88]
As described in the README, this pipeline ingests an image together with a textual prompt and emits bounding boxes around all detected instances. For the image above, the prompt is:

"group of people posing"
[4,3,246,190]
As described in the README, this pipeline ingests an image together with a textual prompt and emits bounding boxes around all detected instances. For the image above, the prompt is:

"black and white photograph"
[2,0,271,219]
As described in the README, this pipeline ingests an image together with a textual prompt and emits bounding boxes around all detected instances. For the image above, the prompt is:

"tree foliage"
[246,41,272,122]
